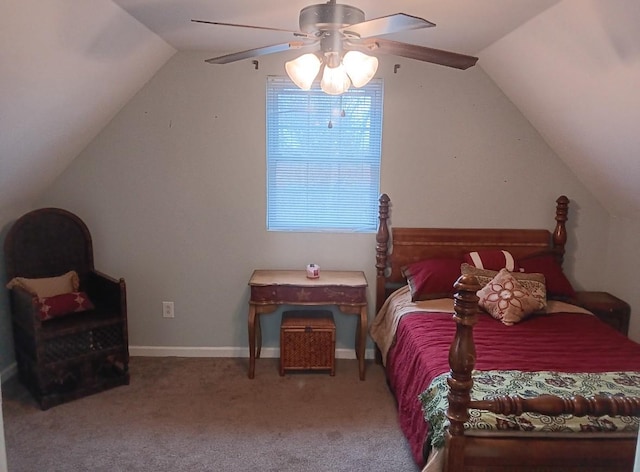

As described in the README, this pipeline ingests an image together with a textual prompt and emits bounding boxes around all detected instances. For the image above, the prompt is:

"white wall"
[35,50,610,354]
[479,0,640,340]
[605,217,640,341]
[0,0,175,215]
[479,0,640,219]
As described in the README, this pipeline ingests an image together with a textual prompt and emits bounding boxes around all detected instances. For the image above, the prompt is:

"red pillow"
[518,253,576,299]
[401,258,463,301]
[38,292,95,321]
[464,250,519,271]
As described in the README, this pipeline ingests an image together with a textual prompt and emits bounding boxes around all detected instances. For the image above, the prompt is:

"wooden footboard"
[445,274,640,472]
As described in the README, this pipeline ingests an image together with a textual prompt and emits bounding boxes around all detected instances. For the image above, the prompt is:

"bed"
[370,194,640,472]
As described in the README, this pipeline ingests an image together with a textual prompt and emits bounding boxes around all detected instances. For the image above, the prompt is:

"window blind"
[266,76,383,232]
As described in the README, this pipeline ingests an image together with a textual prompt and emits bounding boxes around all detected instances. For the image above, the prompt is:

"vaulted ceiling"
[2,0,638,219]
[111,0,560,57]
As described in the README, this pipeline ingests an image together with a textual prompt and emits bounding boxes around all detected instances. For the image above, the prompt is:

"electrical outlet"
[162,301,174,318]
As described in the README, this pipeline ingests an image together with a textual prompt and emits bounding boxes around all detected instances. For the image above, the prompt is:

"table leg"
[248,304,256,379]
[358,305,367,380]
[256,314,262,358]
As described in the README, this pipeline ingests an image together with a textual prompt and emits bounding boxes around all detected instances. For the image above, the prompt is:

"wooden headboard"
[375,194,570,312]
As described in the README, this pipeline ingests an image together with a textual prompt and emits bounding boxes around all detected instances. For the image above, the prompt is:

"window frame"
[265,76,384,233]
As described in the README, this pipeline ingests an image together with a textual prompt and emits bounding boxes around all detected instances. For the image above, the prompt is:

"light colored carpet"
[2,357,419,472]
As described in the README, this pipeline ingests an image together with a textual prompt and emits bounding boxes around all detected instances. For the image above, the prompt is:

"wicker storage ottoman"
[280,311,335,376]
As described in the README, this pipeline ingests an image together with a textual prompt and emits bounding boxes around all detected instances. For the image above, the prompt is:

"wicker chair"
[4,208,129,409]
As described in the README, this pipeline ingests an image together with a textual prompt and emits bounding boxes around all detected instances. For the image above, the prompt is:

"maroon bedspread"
[386,311,640,466]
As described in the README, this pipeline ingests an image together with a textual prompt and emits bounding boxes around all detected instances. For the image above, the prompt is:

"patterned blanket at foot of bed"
[421,370,640,449]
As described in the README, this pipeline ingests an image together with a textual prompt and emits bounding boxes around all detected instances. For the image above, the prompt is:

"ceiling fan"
[192,0,478,94]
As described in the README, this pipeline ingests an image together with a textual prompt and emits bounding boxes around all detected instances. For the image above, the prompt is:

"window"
[266,76,383,232]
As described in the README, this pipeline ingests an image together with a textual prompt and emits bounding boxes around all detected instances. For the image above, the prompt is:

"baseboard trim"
[129,345,376,360]
[0,347,375,382]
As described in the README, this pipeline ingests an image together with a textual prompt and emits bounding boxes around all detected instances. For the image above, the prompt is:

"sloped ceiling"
[480,0,640,219]
[0,0,175,216]
[1,0,638,219]
[110,0,560,56]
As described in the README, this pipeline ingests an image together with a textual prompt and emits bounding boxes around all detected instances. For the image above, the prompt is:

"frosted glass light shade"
[285,53,321,90]
[343,51,378,88]
[321,63,351,95]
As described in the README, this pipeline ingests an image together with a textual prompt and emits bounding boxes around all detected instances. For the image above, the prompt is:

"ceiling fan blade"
[341,13,434,39]
[355,38,478,70]
[205,42,307,64]
[191,19,312,39]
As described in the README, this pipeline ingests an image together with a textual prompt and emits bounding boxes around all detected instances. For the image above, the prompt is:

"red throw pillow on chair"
[38,292,94,321]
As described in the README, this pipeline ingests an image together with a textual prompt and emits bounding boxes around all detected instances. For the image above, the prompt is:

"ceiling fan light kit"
[320,58,352,95]
[342,51,378,87]
[193,0,479,96]
[286,49,379,94]
[285,53,322,90]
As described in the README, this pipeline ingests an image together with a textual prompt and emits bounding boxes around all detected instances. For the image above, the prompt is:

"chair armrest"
[86,270,127,316]
[7,286,41,333]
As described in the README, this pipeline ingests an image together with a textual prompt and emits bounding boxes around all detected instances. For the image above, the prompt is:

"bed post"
[444,274,481,472]
[376,194,390,314]
[553,195,569,263]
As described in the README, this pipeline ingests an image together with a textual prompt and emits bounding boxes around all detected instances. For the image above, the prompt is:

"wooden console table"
[247,270,368,380]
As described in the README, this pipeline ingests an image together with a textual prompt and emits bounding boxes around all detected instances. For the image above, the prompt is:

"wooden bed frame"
[374,194,640,472]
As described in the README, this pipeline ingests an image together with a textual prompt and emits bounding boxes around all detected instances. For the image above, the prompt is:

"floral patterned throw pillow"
[461,263,547,310]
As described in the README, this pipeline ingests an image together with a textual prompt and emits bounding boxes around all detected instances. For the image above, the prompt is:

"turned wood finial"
[376,194,390,313]
[446,274,481,437]
[553,195,569,262]
[376,194,390,278]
